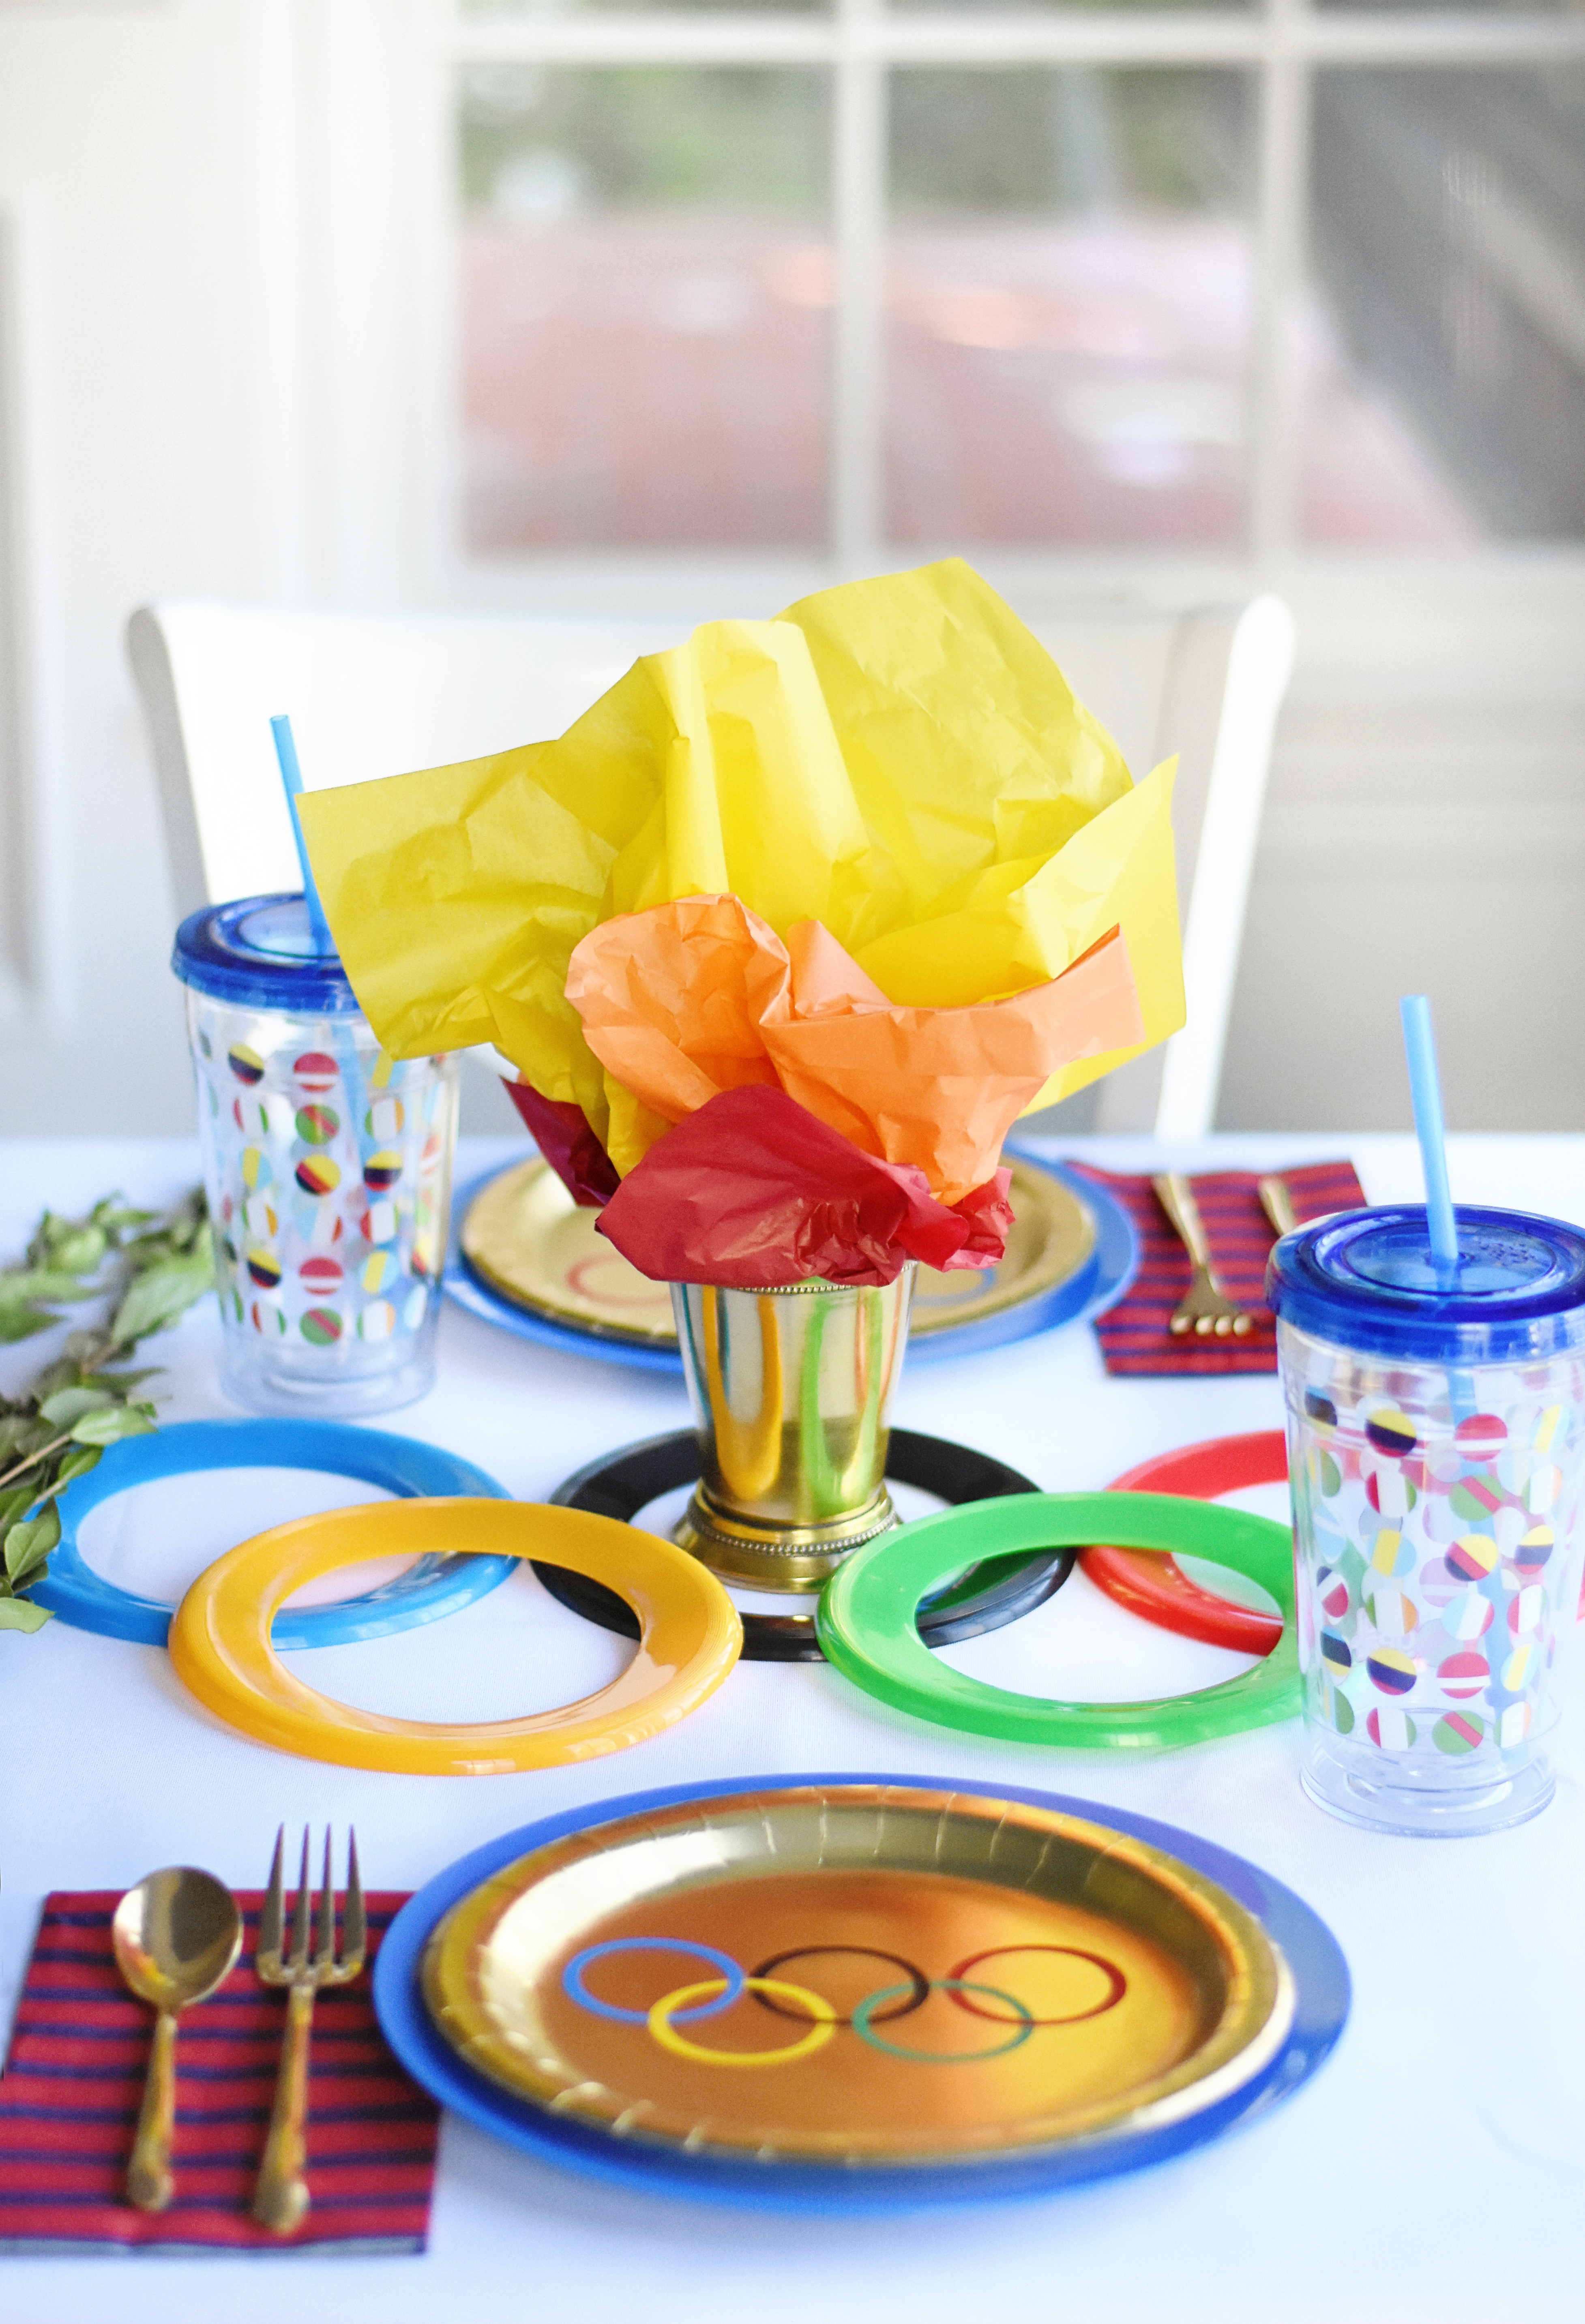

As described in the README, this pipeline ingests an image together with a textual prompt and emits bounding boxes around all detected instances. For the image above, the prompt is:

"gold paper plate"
[460,1157,1095,1349]
[421,1783,1293,2165]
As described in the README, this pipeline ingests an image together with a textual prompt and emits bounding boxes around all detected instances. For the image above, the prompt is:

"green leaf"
[49,1226,107,1274]
[5,1503,60,1584]
[92,1199,155,1235]
[0,1304,60,1346]
[39,1385,116,1427]
[1,1269,100,1304]
[24,1209,64,1266]
[0,1184,211,1638]
[0,1418,61,1469]
[109,1251,214,1346]
[0,1264,103,1345]
[71,1402,156,1447]
[30,1358,84,1403]
[0,1596,53,1632]
[0,1485,35,1532]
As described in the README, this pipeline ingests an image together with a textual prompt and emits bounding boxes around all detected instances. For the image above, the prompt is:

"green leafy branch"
[0,1190,214,1632]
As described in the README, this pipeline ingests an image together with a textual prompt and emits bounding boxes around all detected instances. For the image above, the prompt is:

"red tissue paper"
[504,1078,620,1207]
[593,1084,1014,1289]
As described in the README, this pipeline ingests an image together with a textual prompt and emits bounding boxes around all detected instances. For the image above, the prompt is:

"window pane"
[460,66,831,551]
[1315,0,1574,14]
[886,68,1254,545]
[1303,68,1585,543]
[462,1,826,16]
[896,0,1249,14]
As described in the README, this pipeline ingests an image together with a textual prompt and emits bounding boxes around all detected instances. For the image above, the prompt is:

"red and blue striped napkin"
[1071,1160,1367,1375]
[0,1889,438,2253]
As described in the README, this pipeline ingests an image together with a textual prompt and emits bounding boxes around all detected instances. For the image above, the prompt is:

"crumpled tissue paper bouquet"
[299,560,1183,1289]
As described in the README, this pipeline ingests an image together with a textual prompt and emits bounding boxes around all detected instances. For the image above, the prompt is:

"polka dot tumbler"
[174,895,459,1417]
[1270,1206,1585,1836]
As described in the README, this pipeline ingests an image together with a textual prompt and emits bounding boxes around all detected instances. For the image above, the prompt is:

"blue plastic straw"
[270,713,366,1158]
[270,713,336,957]
[1400,995,1459,1283]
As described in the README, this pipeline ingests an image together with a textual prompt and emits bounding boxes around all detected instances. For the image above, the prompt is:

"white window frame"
[0,185,67,1032]
[420,0,1585,595]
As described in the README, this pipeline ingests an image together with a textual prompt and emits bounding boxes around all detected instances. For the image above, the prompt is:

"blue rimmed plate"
[30,1417,516,1647]
[444,1148,1137,1374]
[374,1772,1348,2214]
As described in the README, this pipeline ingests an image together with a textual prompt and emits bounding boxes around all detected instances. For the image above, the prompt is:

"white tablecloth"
[3,1133,1584,2323]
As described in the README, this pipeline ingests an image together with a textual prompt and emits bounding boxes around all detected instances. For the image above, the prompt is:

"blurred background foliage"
[458,62,1248,219]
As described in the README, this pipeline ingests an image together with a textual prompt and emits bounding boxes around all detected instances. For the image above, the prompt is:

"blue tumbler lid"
[1267,1206,1585,1365]
[172,894,362,1015]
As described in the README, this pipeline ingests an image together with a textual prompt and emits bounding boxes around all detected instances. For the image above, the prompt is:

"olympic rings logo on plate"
[562,1937,1128,2069]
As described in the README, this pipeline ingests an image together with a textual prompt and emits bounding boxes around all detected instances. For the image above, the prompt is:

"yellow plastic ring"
[647,1976,838,2068]
[168,1499,742,1775]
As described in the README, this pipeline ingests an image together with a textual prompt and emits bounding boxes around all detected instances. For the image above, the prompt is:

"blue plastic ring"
[30,1417,516,1647]
[563,1938,746,2026]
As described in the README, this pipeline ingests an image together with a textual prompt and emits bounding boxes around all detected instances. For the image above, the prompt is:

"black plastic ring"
[536,1427,1072,1664]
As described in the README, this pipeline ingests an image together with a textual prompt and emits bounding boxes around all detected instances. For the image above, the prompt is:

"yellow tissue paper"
[298,558,1184,1165]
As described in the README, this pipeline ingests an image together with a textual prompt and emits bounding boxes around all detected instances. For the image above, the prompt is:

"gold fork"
[1257,1173,1301,1239]
[252,1827,365,2234]
[1152,1173,1254,1339]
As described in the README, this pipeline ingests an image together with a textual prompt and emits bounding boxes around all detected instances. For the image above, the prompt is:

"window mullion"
[1249,5,1308,561]
[832,0,886,566]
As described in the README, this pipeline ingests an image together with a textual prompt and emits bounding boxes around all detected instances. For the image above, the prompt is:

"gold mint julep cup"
[670,1270,916,1589]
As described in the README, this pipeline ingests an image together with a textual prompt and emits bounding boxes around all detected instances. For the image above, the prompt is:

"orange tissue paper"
[564,893,1143,1208]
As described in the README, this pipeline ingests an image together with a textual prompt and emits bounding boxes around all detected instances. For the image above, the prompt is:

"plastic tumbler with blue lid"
[1268,1205,1585,1836]
[173,893,459,1417]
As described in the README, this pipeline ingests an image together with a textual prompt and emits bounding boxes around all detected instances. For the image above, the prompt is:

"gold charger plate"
[421,1783,1293,2166]
[460,1157,1095,1349]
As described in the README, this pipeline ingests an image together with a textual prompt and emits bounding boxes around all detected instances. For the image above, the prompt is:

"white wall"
[1,0,1582,1141]
[1219,564,1585,1135]
[2,0,262,1135]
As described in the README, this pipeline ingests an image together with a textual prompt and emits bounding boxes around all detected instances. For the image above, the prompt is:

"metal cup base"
[671,1480,901,1591]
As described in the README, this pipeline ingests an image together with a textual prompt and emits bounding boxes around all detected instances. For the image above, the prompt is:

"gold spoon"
[112,1868,243,2211]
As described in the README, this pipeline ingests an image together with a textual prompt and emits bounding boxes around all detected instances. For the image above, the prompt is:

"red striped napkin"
[0,1889,437,2253]
[1072,1160,1367,1376]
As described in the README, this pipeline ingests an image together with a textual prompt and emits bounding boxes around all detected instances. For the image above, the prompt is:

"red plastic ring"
[1084,1431,1289,1655]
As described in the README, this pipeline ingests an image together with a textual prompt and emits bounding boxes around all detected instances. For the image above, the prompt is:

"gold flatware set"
[1152,1169,1306,1340]
[112,1827,364,2234]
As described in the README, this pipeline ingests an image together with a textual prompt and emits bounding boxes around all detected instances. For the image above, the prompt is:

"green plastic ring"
[816,1492,1299,1750]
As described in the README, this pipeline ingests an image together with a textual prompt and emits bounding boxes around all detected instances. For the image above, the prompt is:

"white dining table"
[2,1130,1583,2324]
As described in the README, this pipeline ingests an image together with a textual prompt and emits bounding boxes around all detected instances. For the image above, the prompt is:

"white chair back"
[126,606,679,916]
[1021,596,1295,1137]
[127,593,1293,1138]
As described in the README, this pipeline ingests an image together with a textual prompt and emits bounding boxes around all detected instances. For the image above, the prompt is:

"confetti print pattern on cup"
[184,996,459,1377]
[1284,1334,1585,1783]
